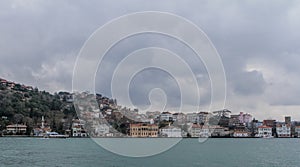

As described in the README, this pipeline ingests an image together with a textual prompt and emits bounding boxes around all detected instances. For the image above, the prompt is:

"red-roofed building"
[6,124,27,134]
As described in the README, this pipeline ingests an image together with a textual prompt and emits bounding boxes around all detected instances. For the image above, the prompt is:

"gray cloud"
[1,0,300,120]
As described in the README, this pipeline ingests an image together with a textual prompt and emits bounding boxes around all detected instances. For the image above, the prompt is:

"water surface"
[0,138,299,167]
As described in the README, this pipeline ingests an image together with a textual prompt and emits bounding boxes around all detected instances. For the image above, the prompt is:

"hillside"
[0,78,76,134]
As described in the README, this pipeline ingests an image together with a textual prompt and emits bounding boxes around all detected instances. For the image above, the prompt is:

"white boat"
[44,132,69,138]
[255,133,274,139]
[262,134,274,139]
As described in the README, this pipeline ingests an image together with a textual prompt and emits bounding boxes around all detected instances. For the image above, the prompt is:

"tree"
[13,114,24,124]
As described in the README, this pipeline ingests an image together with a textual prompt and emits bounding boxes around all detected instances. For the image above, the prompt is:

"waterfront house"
[256,125,273,138]
[93,123,110,137]
[295,126,300,138]
[130,123,158,137]
[276,124,291,138]
[233,124,250,137]
[6,124,27,134]
[190,124,211,138]
[160,125,182,137]
[199,125,210,138]
[190,124,201,137]
[72,119,88,137]
[210,125,229,137]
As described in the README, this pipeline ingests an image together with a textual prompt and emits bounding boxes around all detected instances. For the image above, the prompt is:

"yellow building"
[130,123,158,137]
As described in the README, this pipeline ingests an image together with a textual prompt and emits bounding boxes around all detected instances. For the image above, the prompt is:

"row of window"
[131,132,157,136]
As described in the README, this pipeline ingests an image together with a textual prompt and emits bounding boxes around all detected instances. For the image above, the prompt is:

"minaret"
[41,116,45,129]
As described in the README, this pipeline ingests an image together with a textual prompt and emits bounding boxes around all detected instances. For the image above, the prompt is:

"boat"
[262,134,274,139]
[44,132,69,138]
[255,133,274,139]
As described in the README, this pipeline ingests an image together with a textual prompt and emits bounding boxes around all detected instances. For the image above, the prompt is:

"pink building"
[238,112,252,124]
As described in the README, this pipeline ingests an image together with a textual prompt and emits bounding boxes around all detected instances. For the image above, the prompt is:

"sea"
[0,138,299,167]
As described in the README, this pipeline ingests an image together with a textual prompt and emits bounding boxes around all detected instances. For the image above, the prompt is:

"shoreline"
[1,135,299,139]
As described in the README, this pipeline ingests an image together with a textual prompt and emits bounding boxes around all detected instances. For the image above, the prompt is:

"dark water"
[0,138,299,167]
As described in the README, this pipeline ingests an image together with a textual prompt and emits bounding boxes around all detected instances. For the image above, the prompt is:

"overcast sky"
[1,0,300,121]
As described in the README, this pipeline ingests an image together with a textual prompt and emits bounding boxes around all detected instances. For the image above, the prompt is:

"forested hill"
[0,78,76,134]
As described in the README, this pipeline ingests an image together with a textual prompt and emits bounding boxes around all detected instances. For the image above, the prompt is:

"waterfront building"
[256,125,273,138]
[233,124,250,137]
[160,125,182,137]
[72,119,88,137]
[130,123,158,137]
[190,124,202,137]
[276,124,291,138]
[210,125,229,137]
[199,125,210,138]
[33,116,52,136]
[295,126,300,138]
[6,124,27,134]
[93,123,110,137]
[190,124,211,138]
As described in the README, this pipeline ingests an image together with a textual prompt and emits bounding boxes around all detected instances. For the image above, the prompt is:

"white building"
[94,124,110,137]
[190,124,201,137]
[276,124,291,138]
[160,125,182,137]
[198,112,209,124]
[186,113,198,123]
[256,125,273,138]
[189,124,211,138]
[6,124,27,134]
[295,126,300,138]
[72,119,88,137]
[172,113,186,125]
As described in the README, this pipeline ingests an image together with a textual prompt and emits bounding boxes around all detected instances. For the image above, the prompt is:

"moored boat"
[44,132,69,138]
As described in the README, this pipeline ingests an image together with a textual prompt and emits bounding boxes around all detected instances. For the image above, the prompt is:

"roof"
[258,125,272,129]
[276,124,291,128]
[161,112,172,114]
[130,123,158,127]
[191,124,202,128]
[161,125,181,130]
[6,124,27,128]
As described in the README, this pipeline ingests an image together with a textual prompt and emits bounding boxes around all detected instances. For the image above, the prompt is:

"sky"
[1,0,300,121]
